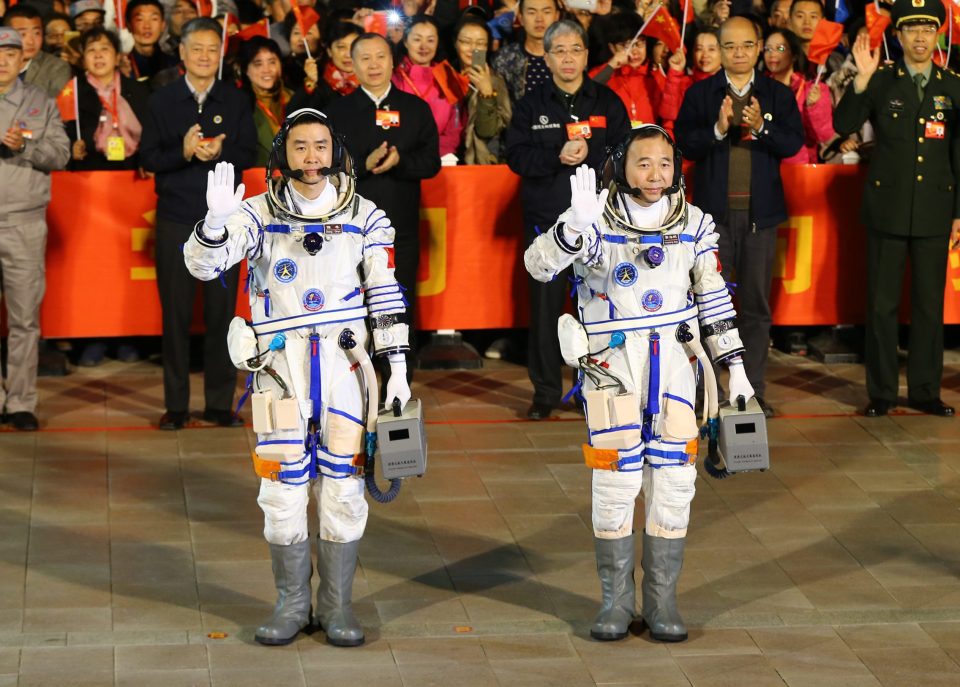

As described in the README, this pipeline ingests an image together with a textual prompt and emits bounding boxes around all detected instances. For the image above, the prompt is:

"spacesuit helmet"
[265,108,357,222]
[600,124,686,234]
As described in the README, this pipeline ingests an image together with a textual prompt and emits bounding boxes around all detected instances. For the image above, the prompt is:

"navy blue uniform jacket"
[674,70,803,229]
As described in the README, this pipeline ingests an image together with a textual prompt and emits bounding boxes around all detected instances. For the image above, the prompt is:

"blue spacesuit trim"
[601,234,696,245]
[328,407,363,426]
[589,424,642,437]
[663,393,693,411]
[264,223,363,234]
[251,305,369,336]
[582,304,697,335]
[646,335,661,415]
[309,334,321,424]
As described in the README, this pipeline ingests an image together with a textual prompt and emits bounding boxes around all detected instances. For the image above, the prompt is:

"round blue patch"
[274,258,298,283]
[613,262,638,287]
[642,289,663,312]
[302,288,325,312]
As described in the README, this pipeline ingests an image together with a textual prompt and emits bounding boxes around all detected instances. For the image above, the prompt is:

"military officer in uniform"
[834,0,960,418]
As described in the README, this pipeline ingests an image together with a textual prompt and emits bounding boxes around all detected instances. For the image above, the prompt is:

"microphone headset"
[267,108,354,181]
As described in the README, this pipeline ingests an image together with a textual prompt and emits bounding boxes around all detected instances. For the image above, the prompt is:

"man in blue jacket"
[506,19,630,420]
[140,17,257,430]
[675,15,803,418]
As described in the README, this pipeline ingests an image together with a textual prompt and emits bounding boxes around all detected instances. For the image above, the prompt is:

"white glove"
[226,316,261,370]
[727,359,755,406]
[566,164,610,234]
[385,353,411,411]
[205,161,246,231]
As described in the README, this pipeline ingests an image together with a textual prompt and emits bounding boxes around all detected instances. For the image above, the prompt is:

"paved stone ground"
[2,349,960,686]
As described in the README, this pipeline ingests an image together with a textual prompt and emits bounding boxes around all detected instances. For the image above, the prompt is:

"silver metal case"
[717,397,769,473]
[376,399,427,479]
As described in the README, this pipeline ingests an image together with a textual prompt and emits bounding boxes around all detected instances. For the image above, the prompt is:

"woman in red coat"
[589,13,661,127]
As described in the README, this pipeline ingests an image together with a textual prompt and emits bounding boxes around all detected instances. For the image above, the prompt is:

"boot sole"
[326,635,365,647]
[590,629,629,641]
[649,630,688,643]
[255,633,300,646]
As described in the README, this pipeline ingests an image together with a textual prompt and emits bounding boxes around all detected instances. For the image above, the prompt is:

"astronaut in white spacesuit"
[525,125,754,643]
[183,109,411,647]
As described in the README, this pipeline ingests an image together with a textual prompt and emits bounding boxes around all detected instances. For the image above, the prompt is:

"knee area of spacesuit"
[591,469,643,539]
[643,465,697,538]
[318,476,369,543]
[257,479,310,545]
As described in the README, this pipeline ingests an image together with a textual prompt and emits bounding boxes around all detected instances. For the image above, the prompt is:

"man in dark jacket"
[675,15,803,418]
[326,33,441,350]
[139,17,257,430]
[834,0,960,418]
[506,19,630,420]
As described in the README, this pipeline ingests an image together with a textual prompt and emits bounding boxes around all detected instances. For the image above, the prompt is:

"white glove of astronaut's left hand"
[566,164,610,234]
[385,353,411,412]
[205,161,246,231]
[727,358,755,406]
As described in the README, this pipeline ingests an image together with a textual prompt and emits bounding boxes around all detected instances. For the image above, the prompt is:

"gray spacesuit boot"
[315,538,365,647]
[254,540,313,646]
[590,534,637,641]
[640,533,688,642]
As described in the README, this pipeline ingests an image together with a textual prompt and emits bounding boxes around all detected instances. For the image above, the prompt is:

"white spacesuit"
[524,125,753,643]
[183,109,410,648]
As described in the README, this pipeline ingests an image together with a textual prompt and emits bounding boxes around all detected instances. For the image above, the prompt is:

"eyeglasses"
[900,24,938,36]
[763,45,787,53]
[548,46,586,57]
[721,41,758,53]
[456,38,488,49]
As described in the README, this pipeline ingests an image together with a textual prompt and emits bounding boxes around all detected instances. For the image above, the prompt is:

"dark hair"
[350,31,391,58]
[283,8,324,42]
[2,4,42,25]
[789,0,823,14]
[45,12,74,29]
[764,27,806,74]
[125,0,165,27]
[181,17,223,43]
[238,35,284,91]
[400,15,443,63]
[449,16,492,71]
[589,11,642,66]
[518,0,561,13]
[80,26,121,54]
[325,18,362,47]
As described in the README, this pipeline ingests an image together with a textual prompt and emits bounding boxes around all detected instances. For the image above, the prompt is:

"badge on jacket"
[566,121,592,140]
[376,110,400,129]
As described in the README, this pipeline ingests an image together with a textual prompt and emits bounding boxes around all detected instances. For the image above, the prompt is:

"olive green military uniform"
[834,59,960,405]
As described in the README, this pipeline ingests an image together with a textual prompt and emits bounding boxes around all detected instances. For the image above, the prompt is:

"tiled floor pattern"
[2,349,960,685]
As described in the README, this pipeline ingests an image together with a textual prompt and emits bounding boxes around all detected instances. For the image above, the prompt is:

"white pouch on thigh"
[661,395,699,443]
[586,388,642,450]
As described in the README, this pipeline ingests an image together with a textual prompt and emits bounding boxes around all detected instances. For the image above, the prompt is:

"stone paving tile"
[5,358,960,684]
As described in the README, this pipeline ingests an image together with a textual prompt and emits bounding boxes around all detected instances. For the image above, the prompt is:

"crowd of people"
[0,0,956,433]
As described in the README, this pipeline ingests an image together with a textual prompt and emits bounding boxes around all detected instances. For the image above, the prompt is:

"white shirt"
[361,84,393,108]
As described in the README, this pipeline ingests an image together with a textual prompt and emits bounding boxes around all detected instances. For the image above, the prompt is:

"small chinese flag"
[56,77,77,122]
[227,17,269,51]
[680,0,695,24]
[865,4,891,50]
[939,0,960,44]
[363,12,389,37]
[291,5,321,37]
[641,6,682,54]
[807,19,843,65]
[195,0,214,17]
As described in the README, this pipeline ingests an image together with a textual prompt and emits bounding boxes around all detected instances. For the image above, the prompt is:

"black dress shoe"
[907,399,955,417]
[526,403,554,420]
[159,411,188,430]
[9,412,38,431]
[755,397,775,419]
[863,400,892,417]
[202,409,244,427]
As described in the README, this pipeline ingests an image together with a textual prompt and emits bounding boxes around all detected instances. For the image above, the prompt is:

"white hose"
[680,320,720,424]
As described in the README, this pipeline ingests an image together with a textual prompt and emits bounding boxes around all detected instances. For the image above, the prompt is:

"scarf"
[323,62,359,95]
[87,71,142,159]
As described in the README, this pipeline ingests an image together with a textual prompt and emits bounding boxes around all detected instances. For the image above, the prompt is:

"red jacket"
[659,68,714,135]
[589,63,661,126]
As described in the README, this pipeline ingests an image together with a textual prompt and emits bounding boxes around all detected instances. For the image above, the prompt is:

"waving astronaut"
[183,109,411,647]
[525,125,753,643]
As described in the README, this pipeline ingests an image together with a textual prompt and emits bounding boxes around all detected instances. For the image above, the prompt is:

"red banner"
[39,166,960,338]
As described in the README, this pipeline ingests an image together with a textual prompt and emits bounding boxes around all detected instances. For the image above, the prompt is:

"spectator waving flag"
[807,19,843,65]
[291,5,321,38]
[865,3,892,50]
[640,6,682,54]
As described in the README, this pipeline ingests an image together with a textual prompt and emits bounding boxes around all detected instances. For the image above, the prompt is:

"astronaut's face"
[624,134,674,206]
[285,121,334,190]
